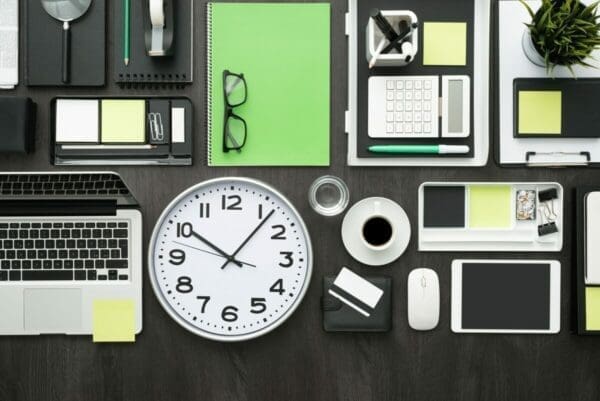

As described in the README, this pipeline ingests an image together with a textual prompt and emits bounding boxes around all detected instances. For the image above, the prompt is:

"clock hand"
[189,230,243,268]
[220,209,276,270]
[173,241,256,268]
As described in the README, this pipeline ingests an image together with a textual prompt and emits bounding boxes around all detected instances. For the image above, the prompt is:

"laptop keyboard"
[0,173,130,197]
[0,220,130,282]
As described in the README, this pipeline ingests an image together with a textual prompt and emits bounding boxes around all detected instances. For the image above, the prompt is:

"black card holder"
[0,97,36,153]
[322,276,392,332]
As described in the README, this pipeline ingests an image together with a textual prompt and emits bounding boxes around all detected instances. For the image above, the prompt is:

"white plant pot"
[521,29,546,67]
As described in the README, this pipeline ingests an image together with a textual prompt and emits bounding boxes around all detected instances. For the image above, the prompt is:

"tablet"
[451,260,560,334]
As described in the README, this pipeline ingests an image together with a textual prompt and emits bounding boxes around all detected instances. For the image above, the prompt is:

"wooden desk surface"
[1,1,600,400]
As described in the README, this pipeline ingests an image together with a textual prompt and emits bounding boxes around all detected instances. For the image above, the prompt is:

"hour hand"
[189,230,243,267]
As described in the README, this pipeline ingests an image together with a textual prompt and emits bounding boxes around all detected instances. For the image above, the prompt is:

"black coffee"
[362,217,392,247]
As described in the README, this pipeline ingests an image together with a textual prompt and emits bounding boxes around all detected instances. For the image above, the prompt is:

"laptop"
[0,172,142,335]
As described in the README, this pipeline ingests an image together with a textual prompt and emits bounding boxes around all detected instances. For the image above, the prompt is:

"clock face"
[148,177,313,341]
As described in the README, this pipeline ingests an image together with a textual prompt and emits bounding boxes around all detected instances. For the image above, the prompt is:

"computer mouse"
[407,268,440,331]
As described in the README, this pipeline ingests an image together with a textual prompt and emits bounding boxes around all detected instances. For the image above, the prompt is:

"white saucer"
[341,197,411,266]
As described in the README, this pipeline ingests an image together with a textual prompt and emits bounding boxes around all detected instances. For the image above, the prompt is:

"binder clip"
[537,188,559,236]
[144,0,175,57]
[148,112,164,142]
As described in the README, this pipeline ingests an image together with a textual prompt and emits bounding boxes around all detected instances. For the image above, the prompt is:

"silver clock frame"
[148,177,313,342]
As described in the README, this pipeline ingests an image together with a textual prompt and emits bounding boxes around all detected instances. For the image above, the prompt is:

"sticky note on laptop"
[55,99,99,143]
[423,22,467,66]
[93,299,136,342]
[518,91,562,135]
[101,100,146,143]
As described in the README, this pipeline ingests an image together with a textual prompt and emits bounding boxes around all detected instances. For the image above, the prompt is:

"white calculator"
[368,75,470,139]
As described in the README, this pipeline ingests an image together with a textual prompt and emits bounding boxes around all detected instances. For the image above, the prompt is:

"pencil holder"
[366,10,418,68]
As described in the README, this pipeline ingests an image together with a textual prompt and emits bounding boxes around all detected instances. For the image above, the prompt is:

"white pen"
[369,37,388,69]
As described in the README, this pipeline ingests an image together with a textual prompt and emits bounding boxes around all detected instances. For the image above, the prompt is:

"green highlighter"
[368,145,470,154]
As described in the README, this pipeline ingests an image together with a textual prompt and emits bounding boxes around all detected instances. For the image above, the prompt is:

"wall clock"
[149,177,313,341]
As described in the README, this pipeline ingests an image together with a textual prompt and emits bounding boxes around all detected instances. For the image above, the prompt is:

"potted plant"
[521,0,600,75]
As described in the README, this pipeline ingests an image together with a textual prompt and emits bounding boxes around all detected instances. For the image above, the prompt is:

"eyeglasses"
[222,70,247,152]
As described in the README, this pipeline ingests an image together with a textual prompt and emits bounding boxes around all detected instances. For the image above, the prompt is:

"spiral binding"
[206,3,213,166]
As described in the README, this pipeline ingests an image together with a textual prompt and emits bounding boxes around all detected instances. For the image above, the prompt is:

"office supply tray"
[345,0,490,166]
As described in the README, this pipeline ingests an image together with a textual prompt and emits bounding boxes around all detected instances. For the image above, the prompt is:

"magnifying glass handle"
[62,21,70,84]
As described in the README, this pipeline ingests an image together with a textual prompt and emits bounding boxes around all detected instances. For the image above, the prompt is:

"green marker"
[368,145,470,154]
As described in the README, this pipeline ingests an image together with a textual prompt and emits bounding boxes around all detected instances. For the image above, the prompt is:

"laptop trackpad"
[23,289,82,333]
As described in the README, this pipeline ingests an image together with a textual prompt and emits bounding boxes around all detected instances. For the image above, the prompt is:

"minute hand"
[190,230,243,268]
[220,209,275,270]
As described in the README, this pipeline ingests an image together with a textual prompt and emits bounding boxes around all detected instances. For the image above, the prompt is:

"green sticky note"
[468,185,512,229]
[101,100,146,143]
[423,22,467,66]
[518,91,562,135]
[93,299,135,342]
[586,287,600,330]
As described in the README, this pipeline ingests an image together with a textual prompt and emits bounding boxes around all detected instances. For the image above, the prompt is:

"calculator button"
[415,80,422,90]
[414,102,422,111]
[395,112,404,122]
[414,91,422,101]
[386,112,394,122]
[405,91,413,101]
[405,102,413,112]
[424,123,432,133]
[424,91,432,100]
[386,91,394,101]
[396,101,404,111]
[406,81,413,90]
[404,113,413,122]
[387,101,395,112]
[424,112,431,122]
[386,123,394,133]
[414,112,422,122]
[396,91,404,100]
[395,123,403,133]
[396,80,404,90]
[387,80,394,90]
[424,80,432,90]
[424,102,431,111]
[404,123,413,133]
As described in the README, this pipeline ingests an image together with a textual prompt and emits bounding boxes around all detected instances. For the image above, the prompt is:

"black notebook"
[113,0,194,86]
[25,0,106,87]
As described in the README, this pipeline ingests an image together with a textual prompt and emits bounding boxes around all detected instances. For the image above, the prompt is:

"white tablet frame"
[451,259,561,334]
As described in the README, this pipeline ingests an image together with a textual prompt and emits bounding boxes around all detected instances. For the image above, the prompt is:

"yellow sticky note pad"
[518,91,562,135]
[586,287,600,330]
[423,22,467,66]
[93,299,135,342]
[468,185,512,229]
[101,100,146,143]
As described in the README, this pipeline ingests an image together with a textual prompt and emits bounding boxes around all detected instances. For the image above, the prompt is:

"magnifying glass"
[41,0,92,84]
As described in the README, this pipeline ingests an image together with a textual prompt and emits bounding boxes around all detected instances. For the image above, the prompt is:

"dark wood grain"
[1,1,600,400]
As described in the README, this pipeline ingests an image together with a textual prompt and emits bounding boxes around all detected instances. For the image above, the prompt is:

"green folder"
[207,3,330,166]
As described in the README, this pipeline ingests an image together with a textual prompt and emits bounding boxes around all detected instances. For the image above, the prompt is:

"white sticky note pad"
[171,107,185,143]
[55,99,99,143]
[330,267,384,309]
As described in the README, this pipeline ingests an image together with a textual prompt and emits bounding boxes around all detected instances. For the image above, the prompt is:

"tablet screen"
[462,262,551,330]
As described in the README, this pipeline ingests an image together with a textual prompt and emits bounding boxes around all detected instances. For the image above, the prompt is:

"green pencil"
[124,0,130,66]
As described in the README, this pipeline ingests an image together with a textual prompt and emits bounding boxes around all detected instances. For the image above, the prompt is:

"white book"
[0,0,18,89]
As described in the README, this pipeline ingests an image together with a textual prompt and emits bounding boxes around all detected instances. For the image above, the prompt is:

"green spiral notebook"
[206,2,330,166]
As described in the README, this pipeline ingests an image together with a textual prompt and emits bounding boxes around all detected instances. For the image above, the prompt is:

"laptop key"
[23,271,73,281]
[75,271,86,281]
[107,260,128,269]
[118,274,128,280]
[9,271,20,281]
[87,270,96,280]
[0,271,6,281]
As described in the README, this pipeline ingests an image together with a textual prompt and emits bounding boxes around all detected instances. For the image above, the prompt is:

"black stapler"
[144,0,175,57]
